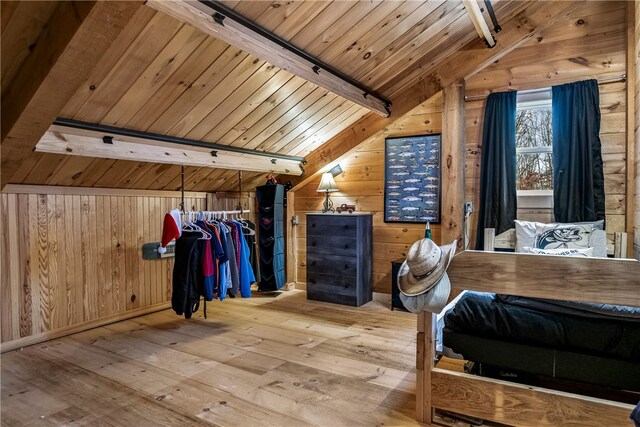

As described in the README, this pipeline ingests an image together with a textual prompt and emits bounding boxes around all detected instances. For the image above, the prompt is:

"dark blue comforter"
[444,292,640,362]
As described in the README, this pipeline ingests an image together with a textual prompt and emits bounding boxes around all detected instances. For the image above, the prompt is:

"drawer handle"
[311,261,316,266]
[344,244,349,249]
[345,283,350,289]
[344,225,350,229]
[312,223,316,227]
[344,264,349,269]
[310,280,316,284]
[312,242,316,247]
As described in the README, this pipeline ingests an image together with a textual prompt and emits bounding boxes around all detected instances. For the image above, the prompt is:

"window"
[516,89,552,192]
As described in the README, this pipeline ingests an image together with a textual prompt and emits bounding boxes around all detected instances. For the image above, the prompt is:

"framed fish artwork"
[384,134,441,223]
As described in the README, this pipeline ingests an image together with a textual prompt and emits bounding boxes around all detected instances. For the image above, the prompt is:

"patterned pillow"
[534,222,594,250]
[522,246,594,257]
[515,220,606,257]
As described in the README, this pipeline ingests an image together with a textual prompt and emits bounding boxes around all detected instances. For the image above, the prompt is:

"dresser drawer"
[307,272,357,296]
[307,235,356,256]
[306,253,357,277]
[307,215,357,236]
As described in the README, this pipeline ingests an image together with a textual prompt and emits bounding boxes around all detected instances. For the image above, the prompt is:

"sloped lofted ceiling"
[4,0,527,192]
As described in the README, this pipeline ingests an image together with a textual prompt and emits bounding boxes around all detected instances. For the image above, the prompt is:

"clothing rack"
[179,209,251,218]
[463,73,627,102]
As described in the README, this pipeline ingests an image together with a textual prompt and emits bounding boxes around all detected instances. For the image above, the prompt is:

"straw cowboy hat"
[398,238,457,313]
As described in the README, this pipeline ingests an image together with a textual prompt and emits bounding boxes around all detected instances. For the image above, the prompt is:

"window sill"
[518,190,553,209]
[517,190,553,197]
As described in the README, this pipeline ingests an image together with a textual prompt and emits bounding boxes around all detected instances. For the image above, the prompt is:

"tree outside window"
[516,98,552,191]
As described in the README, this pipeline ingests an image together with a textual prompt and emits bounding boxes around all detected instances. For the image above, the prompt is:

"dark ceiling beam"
[0,1,144,189]
[285,0,584,190]
[146,0,391,117]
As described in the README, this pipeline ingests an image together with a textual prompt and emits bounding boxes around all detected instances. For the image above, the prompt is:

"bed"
[415,250,640,426]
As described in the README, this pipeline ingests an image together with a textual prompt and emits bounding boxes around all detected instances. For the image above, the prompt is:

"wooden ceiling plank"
[354,2,468,89]
[45,155,96,187]
[254,1,334,40]
[1,1,20,33]
[289,1,379,54]
[127,163,177,190]
[206,75,301,143]
[312,1,433,81]
[59,6,156,118]
[184,63,283,141]
[147,1,389,116]
[249,91,337,152]
[381,0,530,96]
[188,168,230,192]
[20,154,67,186]
[308,1,406,68]
[145,45,248,134]
[220,79,315,147]
[262,96,349,153]
[1,1,59,97]
[101,24,209,127]
[72,159,119,188]
[531,1,625,45]
[72,11,184,124]
[152,50,257,136]
[133,164,183,191]
[123,38,229,131]
[286,0,584,189]
[276,100,363,156]
[171,59,276,138]
[234,87,329,150]
[290,104,370,158]
[91,160,140,189]
[0,1,144,189]
[340,1,451,84]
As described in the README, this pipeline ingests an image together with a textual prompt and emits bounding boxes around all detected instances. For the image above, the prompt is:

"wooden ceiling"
[3,0,527,192]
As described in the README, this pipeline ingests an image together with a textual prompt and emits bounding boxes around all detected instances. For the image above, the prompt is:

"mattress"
[443,292,640,362]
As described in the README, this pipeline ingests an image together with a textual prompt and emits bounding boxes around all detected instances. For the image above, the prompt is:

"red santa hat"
[158,209,182,254]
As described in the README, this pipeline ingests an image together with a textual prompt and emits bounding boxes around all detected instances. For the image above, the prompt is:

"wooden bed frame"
[416,250,640,426]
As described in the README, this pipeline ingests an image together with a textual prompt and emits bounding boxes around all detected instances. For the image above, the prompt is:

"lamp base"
[322,192,334,213]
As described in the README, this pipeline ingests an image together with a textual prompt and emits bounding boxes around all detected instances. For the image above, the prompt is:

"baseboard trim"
[0,302,171,353]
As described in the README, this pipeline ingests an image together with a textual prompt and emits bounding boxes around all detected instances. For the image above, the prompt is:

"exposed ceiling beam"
[35,125,304,176]
[146,0,391,117]
[286,0,584,190]
[0,1,144,190]
[462,0,496,47]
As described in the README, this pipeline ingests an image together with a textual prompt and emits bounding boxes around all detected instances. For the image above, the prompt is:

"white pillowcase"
[522,246,594,257]
[514,220,607,258]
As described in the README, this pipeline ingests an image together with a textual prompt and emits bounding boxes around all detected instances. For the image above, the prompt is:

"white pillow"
[514,220,607,258]
[522,246,594,257]
[534,222,594,251]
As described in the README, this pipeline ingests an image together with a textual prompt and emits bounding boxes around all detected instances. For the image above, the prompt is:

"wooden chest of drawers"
[305,213,372,307]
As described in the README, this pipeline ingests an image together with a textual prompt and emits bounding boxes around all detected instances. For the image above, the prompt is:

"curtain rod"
[463,74,627,102]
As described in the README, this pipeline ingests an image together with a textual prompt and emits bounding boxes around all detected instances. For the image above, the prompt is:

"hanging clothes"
[171,231,202,319]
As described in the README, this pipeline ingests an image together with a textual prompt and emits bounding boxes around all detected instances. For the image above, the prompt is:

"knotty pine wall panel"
[293,94,444,294]
[0,186,207,346]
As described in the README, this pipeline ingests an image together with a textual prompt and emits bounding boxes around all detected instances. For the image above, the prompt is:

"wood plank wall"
[464,1,629,248]
[293,94,444,293]
[0,185,209,347]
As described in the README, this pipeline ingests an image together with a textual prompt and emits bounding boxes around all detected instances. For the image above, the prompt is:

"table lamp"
[317,172,339,213]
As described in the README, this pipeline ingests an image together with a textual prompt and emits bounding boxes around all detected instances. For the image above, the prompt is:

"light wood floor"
[1,291,466,426]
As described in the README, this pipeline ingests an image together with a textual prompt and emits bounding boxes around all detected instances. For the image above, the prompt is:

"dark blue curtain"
[475,91,517,249]
[551,79,605,223]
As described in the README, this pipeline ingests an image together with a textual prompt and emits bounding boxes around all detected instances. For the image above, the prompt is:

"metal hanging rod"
[53,117,307,163]
[463,74,627,102]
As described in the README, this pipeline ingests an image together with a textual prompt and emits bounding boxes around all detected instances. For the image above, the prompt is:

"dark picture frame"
[384,134,441,224]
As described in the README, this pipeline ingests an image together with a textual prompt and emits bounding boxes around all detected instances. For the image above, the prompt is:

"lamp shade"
[317,172,339,192]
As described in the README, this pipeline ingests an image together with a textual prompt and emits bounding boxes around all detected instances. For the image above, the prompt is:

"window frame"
[515,88,553,197]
